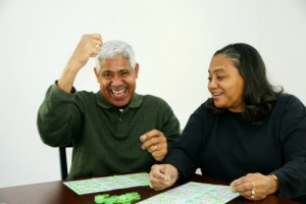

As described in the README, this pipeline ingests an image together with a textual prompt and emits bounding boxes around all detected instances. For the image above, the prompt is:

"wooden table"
[0,174,298,204]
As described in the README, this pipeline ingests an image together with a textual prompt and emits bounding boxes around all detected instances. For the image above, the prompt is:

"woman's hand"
[149,164,179,191]
[230,173,279,201]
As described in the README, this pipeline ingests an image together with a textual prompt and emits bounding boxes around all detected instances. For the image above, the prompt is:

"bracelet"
[270,173,279,194]
[270,173,278,183]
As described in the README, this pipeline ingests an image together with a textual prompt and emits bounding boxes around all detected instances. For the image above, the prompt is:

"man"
[37,34,180,179]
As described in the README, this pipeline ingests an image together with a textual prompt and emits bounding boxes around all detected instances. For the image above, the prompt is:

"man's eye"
[103,73,111,77]
[217,76,224,79]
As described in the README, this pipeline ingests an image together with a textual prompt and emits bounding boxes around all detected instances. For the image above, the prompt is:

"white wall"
[0,0,305,188]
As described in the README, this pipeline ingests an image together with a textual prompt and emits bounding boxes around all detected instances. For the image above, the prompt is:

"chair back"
[59,143,73,180]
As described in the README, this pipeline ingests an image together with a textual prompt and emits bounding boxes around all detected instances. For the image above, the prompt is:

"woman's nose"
[208,78,218,89]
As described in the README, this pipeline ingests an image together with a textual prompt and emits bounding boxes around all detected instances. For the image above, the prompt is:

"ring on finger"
[95,43,100,50]
[251,182,256,199]
[154,145,158,151]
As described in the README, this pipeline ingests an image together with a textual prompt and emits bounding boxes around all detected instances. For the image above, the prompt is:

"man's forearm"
[57,64,80,93]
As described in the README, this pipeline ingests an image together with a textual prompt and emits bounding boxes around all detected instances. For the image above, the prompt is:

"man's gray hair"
[95,40,136,73]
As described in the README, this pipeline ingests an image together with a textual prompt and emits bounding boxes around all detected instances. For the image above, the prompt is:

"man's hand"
[58,34,102,93]
[67,34,102,71]
[140,129,168,161]
[230,173,279,201]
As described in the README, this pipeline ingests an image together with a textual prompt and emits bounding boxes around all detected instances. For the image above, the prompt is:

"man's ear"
[134,63,139,79]
[94,67,99,80]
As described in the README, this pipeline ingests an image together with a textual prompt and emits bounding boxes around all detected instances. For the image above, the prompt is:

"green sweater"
[37,84,180,179]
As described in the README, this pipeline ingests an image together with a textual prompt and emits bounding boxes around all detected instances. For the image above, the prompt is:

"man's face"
[208,54,244,112]
[95,56,139,107]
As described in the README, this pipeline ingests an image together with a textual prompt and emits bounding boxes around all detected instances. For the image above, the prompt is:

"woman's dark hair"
[206,43,283,126]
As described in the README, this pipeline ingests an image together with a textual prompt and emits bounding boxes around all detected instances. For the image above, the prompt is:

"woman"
[149,43,306,203]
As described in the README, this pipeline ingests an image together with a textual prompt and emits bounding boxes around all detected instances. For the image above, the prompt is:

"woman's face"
[208,54,244,112]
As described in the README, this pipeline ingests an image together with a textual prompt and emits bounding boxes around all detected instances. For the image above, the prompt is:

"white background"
[0,0,305,188]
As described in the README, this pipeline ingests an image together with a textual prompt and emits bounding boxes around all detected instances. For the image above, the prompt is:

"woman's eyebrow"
[208,68,227,74]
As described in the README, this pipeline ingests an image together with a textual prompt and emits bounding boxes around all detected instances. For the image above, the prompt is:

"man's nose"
[111,75,123,86]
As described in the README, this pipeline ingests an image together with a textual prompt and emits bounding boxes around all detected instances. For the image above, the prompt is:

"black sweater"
[165,94,306,203]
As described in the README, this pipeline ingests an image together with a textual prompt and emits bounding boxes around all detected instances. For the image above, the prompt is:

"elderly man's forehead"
[101,67,132,72]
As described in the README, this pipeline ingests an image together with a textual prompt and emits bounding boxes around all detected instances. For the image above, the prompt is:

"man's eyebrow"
[119,68,131,71]
[101,68,131,74]
[101,70,113,74]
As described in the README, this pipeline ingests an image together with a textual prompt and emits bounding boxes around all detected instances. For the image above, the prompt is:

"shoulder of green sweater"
[50,82,95,99]
[139,93,170,106]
